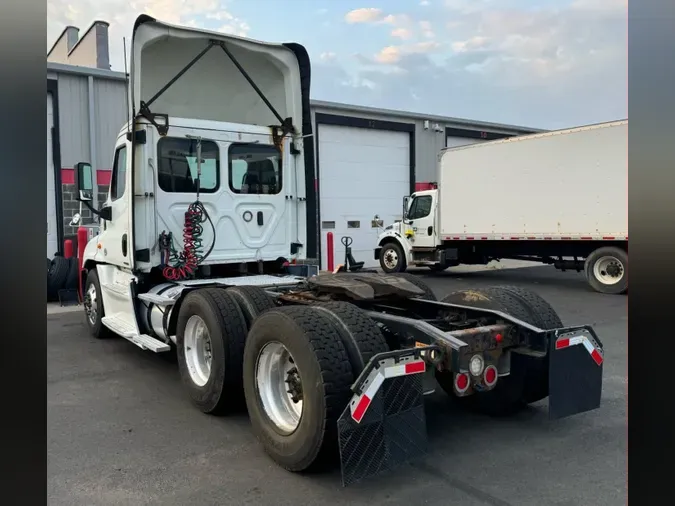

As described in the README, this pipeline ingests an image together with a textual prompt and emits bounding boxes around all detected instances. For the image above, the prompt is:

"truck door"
[406,193,436,248]
[98,137,133,268]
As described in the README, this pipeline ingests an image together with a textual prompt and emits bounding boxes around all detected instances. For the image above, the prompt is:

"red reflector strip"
[555,335,603,366]
[352,395,371,423]
[384,360,426,378]
[405,361,426,375]
[591,349,603,366]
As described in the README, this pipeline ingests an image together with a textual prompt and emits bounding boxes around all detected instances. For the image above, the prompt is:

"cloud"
[320,51,337,61]
[420,0,430,5]
[419,20,435,38]
[374,46,401,64]
[314,0,626,129]
[391,28,413,40]
[344,8,384,24]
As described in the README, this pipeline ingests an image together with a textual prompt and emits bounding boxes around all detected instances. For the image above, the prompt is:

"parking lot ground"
[48,266,626,506]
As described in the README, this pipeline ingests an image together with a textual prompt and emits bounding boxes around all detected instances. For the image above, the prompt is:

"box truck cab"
[375,121,629,295]
[376,188,448,273]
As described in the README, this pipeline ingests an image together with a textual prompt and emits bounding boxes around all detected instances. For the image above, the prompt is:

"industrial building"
[47,21,542,268]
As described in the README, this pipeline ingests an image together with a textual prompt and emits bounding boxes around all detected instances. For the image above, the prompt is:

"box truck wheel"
[379,241,407,273]
[435,286,562,415]
[584,246,628,295]
[243,306,354,472]
[176,288,248,415]
[83,269,114,340]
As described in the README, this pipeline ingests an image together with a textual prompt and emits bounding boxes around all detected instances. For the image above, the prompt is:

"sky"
[46,0,627,130]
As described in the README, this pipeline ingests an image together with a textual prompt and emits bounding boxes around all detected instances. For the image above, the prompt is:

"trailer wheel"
[435,286,563,415]
[243,306,354,472]
[389,272,437,300]
[83,269,114,339]
[226,285,276,329]
[584,246,628,295]
[311,301,389,375]
[379,241,407,273]
[176,288,248,415]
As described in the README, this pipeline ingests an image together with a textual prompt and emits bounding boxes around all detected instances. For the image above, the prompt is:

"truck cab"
[375,188,448,272]
[72,15,314,349]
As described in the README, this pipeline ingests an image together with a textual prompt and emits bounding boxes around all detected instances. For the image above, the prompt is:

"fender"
[374,228,414,265]
[81,233,104,266]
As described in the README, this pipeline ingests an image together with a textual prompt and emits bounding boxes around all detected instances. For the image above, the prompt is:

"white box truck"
[375,121,628,294]
[68,15,606,485]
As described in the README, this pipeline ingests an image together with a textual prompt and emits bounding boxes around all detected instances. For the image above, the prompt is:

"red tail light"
[454,372,470,394]
[483,365,498,387]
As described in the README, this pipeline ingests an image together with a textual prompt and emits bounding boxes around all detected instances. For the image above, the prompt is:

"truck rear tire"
[435,286,563,415]
[311,301,390,375]
[176,288,248,415]
[389,272,437,300]
[226,285,276,329]
[243,306,354,472]
[379,241,407,273]
[584,246,628,295]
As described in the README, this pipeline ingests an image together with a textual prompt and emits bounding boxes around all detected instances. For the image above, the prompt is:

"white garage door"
[318,124,410,269]
[446,136,487,149]
[47,93,58,258]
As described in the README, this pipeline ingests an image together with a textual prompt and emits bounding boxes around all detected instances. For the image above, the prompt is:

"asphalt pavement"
[47,266,627,506]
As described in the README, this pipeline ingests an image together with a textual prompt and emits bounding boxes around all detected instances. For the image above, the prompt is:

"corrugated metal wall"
[57,74,91,168]
[56,72,127,170]
[93,78,127,169]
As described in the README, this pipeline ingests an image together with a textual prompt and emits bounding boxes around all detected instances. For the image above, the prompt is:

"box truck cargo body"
[374,120,628,294]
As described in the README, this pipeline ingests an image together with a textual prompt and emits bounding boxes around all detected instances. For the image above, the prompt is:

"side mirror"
[402,196,411,220]
[74,162,94,202]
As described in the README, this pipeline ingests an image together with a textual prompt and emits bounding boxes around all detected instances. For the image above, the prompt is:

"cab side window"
[110,146,127,201]
[408,195,432,220]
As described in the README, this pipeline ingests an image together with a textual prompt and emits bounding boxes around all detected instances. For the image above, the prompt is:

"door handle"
[122,233,128,257]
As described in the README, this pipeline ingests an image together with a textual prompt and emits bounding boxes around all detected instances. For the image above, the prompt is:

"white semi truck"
[72,15,606,485]
[375,121,628,295]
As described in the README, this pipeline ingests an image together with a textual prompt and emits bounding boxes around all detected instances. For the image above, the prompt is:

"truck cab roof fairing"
[130,15,305,133]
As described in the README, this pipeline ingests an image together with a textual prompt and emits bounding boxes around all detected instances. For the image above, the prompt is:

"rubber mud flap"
[547,325,604,420]
[337,373,427,486]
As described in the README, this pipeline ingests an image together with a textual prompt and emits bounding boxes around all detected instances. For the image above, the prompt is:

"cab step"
[101,314,170,352]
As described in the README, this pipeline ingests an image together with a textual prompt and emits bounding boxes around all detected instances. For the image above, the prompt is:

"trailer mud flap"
[547,325,604,420]
[337,357,428,486]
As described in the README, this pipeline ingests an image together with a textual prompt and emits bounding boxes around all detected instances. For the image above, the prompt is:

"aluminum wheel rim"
[383,248,399,270]
[256,341,303,434]
[184,315,213,387]
[593,256,625,285]
[84,284,98,325]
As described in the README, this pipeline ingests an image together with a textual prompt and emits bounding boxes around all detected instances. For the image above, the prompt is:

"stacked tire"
[47,255,80,302]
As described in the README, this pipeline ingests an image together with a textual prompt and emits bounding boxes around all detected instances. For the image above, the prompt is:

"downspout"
[87,75,99,212]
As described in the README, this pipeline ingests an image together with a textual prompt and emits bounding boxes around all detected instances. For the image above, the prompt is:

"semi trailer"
[72,15,605,485]
[375,121,628,295]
